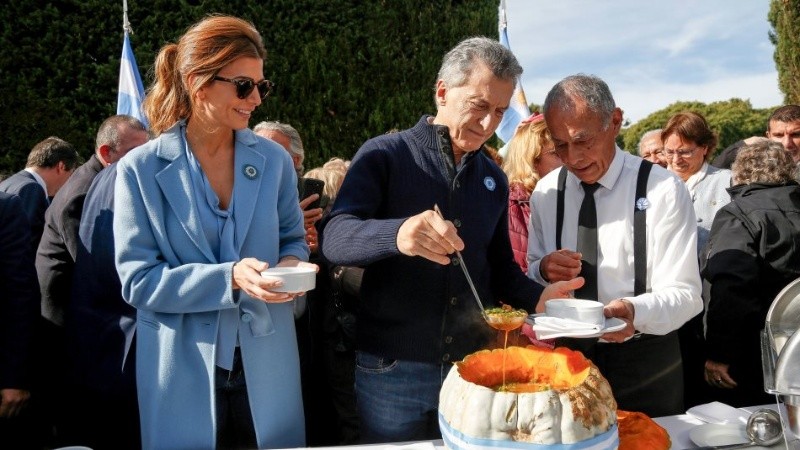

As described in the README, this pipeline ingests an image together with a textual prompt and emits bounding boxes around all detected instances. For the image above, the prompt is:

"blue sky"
[503,0,783,124]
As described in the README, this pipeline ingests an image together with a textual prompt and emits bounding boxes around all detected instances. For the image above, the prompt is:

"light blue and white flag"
[496,0,530,150]
[117,31,148,128]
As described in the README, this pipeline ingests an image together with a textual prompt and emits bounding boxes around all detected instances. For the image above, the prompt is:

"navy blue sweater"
[321,116,543,363]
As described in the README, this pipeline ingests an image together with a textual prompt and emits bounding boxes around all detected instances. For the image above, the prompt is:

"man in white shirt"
[527,74,702,416]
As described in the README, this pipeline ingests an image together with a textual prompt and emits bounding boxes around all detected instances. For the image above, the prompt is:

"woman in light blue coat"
[113,15,313,449]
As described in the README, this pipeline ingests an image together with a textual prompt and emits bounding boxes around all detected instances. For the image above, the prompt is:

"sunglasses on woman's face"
[213,76,274,100]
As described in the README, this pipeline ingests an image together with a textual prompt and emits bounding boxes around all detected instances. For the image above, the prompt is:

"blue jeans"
[215,348,257,450]
[355,351,446,444]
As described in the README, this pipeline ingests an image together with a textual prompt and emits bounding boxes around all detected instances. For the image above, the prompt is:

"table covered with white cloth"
[286,403,793,450]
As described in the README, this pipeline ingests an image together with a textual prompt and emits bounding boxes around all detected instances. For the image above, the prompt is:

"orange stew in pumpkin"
[456,346,591,392]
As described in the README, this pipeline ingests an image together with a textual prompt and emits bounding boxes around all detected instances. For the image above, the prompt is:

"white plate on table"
[525,314,626,339]
[687,401,749,425]
[689,423,785,449]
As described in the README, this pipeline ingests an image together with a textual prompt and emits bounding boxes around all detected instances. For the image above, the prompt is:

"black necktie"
[576,182,599,300]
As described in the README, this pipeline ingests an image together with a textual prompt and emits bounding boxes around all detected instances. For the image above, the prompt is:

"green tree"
[0,0,497,173]
[618,99,773,158]
[769,0,800,104]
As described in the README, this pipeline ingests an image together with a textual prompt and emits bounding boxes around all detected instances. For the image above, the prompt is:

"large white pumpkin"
[438,346,618,450]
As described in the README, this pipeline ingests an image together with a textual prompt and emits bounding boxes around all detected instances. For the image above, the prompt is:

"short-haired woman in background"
[701,140,800,407]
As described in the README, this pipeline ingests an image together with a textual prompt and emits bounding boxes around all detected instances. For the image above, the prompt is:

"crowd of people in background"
[2,12,800,450]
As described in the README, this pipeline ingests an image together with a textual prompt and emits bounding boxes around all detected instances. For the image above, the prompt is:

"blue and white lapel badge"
[635,197,650,210]
[242,164,258,180]
[483,176,496,191]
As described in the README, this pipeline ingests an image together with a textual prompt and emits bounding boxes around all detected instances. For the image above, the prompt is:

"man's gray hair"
[435,36,522,97]
[95,115,147,153]
[253,121,305,161]
[638,129,662,154]
[544,74,617,129]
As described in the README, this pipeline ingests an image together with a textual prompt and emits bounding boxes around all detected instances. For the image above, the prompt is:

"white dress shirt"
[527,148,703,335]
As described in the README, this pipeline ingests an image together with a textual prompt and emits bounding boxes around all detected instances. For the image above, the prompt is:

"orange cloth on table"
[617,410,671,450]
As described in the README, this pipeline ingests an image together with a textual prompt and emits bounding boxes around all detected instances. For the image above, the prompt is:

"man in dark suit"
[37,115,148,329]
[0,192,40,449]
[0,136,81,254]
[33,115,147,445]
[66,163,141,449]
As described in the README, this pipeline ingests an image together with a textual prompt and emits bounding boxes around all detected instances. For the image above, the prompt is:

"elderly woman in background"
[701,140,800,407]
[662,111,731,254]
[303,158,349,252]
[501,113,562,273]
[305,158,348,214]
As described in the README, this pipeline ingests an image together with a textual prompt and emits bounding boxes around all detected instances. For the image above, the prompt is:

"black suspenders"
[555,160,653,295]
[633,161,653,295]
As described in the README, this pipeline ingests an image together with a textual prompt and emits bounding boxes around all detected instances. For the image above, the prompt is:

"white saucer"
[526,314,626,339]
[689,423,785,448]
[687,401,749,425]
[690,423,749,446]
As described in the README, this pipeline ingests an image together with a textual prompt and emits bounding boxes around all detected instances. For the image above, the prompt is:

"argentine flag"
[117,32,148,128]
[496,0,530,149]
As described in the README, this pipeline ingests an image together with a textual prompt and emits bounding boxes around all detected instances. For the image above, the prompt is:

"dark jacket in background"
[0,170,48,253]
[36,154,104,327]
[701,181,800,406]
[64,163,140,449]
[0,192,39,391]
[0,192,40,449]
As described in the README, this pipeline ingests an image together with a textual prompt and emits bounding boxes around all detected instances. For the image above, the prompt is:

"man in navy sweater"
[320,36,581,444]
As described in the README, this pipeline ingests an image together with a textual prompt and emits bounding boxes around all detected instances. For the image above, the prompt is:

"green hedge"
[0,0,496,173]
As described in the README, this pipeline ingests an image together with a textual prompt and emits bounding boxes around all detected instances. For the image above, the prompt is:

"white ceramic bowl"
[544,299,605,326]
[260,267,316,293]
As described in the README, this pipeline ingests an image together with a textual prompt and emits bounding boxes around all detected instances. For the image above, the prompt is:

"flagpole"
[499,0,507,31]
[123,0,132,34]
[496,0,531,149]
[117,0,148,128]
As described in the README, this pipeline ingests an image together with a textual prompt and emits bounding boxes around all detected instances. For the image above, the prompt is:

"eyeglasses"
[213,76,274,100]
[663,147,697,159]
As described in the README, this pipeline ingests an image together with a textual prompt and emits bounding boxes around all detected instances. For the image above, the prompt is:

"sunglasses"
[213,76,274,100]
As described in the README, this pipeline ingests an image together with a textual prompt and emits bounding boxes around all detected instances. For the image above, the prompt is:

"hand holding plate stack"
[529,299,626,340]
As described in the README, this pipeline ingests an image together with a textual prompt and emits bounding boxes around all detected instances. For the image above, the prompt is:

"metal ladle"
[432,205,527,332]
[745,409,783,446]
[695,408,783,449]
[432,204,487,320]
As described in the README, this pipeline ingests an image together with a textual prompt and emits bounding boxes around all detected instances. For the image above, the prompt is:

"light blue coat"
[113,122,309,449]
